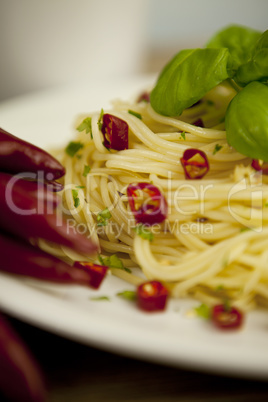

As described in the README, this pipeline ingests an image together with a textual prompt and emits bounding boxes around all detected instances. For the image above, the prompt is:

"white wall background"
[147,0,268,49]
[0,0,267,102]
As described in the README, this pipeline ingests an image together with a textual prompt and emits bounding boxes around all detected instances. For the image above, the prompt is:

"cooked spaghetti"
[50,81,268,312]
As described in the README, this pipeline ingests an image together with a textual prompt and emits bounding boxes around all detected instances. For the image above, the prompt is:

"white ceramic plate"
[1,76,268,381]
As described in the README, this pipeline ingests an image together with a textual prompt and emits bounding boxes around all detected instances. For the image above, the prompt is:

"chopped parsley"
[128,110,142,120]
[117,290,137,301]
[90,296,110,301]
[98,254,131,273]
[133,224,154,242]
[213,144,223,155]
[65,141,84,157]
[97,207,112,226]
[207,99,215,106]
[98,108,104,130]
[180,131,186,140]
[83,165,91,177]
[76,185,85,189]
[72,189,80,208]
[195,303,211,319]
[76,117,92,136]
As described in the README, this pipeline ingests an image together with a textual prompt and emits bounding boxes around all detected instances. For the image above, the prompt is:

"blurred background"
[0,0,268,102]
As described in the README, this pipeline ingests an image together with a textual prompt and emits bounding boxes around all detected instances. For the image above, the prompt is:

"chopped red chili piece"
[212,304,243,330]
[101,113,128,151]
[137,91,150,103]
[137,280,168,312]
[251,159,268,175]
[192,118,204,127]
[127,182,168,226]
[74,261,108,289]
[180,149,209,180]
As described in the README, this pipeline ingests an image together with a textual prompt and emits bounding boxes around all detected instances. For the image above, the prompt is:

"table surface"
[1,313,268,402]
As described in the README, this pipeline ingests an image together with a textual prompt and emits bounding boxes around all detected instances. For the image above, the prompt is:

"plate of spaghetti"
[1,24,268,380]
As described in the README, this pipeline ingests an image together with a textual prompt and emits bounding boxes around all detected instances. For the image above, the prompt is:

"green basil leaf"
[150,48,232,117]
[235,30,268,86]
[225,81,268,161]
[206,24,261,71]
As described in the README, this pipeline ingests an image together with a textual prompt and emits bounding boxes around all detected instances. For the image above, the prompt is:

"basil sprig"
[150,48,232,116]
[225,82,268,160]
[150,24,268,161]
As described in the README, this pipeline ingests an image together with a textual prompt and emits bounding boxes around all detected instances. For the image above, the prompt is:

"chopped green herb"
[98,108,104,130]
[90,296,110,301]
[83,165,91,177]
[117,290,137,301]
[65,141,84,157]
[133,224,154,242]
[240,227,252,232]
[97,207,112,226]
[76,154,82,159]
[76,117,92,135]
[213,144,223,155]
[195,303,211,319]
[72,189,80,208]
[223,299,231,312]
[128,110,142,120]
[98,254,131,273]
[180,131,186,140]
[206,100,215,106]
[216,284,225,291]
[76,185,85,189]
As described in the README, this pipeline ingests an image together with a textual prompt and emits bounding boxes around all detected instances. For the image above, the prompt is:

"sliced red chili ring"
[180,149,209,180]
[74,261,108,289]
[192,118,204,127]
[212,304,243,330]
[127,182,168,226]
[251,159,268,175]
[137,280,169,312]
[101,113,128,151]
[137,91,150,103]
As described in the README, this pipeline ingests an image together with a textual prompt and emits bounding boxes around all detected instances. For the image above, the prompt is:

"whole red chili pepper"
[0,127,65,180]
[0,172,60,211]
[127,182,168,226]
[0,313,46,402]
[0,176,97,255]
[137,280,169,312]
[0,232,100,286]
[180,148,209,180]
[101,114,128,151]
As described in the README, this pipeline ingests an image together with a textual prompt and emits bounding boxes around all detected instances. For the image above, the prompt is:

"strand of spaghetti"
[106,159,181,177]
[109,111,189,155]
[172,241,248,296]
[147,105,226,139]
[91,113,108,153]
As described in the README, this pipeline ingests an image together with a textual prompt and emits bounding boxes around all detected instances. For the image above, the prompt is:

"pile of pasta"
[50,82,268,312]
